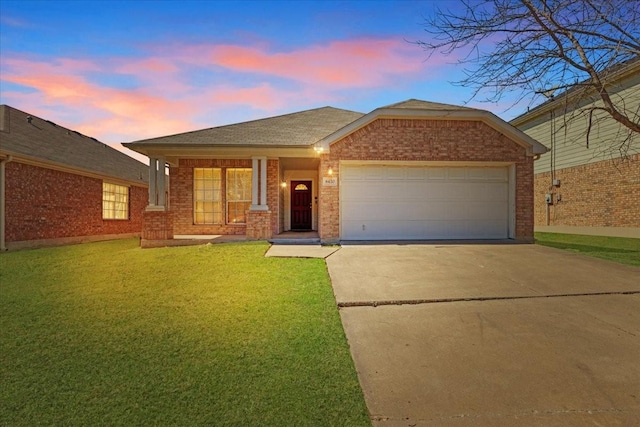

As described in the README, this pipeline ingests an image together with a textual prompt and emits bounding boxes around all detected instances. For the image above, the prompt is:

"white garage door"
[341,165,510,240]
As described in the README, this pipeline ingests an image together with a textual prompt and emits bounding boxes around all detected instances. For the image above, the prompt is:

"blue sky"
[0,0,525,159]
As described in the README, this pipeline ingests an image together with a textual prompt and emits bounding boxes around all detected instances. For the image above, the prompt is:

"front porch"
[140,153,326,245]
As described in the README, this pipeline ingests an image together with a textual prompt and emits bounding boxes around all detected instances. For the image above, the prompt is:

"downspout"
[0,155,13,251]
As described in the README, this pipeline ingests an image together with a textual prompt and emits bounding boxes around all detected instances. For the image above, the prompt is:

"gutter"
[0,155,13,251]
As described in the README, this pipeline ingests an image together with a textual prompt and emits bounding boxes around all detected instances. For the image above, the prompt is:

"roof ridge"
[377,98,479,111]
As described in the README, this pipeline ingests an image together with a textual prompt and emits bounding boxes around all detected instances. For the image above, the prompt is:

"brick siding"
[169,158,280,237]
[320,118,534,241]
[143,210,173,240]
[246,210,272,239]
[534,154,639,227]
[5,161,146,242]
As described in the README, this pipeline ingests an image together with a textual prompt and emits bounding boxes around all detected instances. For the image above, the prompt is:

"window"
[226,168,252,224]
[102,182,129,220]
[194,168,222,224]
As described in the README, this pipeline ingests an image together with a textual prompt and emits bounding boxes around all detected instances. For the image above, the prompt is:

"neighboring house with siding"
[0,105,149,250]
[124,99,547,246]
[511,59,640,239]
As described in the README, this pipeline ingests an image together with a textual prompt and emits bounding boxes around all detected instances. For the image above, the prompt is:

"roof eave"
[121,143,321,163]
[0,149,149,186]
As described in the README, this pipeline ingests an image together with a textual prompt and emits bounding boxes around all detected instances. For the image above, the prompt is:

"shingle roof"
[379,99,478,111]
[126,106,364,147]
[0,105,148,184]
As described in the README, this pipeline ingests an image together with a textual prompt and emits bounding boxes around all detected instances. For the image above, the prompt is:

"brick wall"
[246,210,272,239]
[534,154,639,227]
[143,210,173,240]
[171,159,251,235]
[320,118,534,241]
[170,158,280,237]
[5,161,146,242]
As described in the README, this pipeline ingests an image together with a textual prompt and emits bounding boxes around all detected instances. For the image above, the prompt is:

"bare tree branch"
[415,0,640,153]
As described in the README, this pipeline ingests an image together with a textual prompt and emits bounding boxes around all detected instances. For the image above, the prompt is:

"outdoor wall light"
[313,146,324,153]
[281,181,287,188]
[328,167,333,175]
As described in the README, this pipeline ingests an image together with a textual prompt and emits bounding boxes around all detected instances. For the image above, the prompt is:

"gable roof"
[0,105,148,185]
[125,106,364,149]
[316,99,549,155]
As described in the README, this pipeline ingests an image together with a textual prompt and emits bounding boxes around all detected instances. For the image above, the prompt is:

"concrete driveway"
[326,244,640,426]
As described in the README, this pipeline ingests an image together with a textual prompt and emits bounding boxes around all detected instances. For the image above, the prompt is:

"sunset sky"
[1,0,529,161]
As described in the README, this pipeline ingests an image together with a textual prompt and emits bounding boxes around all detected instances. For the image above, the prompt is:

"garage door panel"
[343,201,416,221]
[341,165,510,240]
[407,168,427,179]
[426,168,446,180]
[485,183,509,200]
[447,168,467,180]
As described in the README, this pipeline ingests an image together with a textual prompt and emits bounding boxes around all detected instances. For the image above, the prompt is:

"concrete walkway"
[327,244,640,426]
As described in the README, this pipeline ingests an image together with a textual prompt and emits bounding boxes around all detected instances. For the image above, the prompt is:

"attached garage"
[340,163,514,240]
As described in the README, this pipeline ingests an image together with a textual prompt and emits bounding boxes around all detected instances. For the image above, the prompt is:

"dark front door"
[291,181,312,230]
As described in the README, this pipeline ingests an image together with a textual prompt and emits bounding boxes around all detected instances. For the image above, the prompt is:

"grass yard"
[0,240,370,426]
[535,232,640,267]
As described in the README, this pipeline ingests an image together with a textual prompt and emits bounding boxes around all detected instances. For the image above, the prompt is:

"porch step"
[269,237,321,245]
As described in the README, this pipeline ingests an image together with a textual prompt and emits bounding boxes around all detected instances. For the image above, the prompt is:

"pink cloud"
[1,57,198,143]
[0,36,446,153]
[211,83,290,110]
[207,38,424,87]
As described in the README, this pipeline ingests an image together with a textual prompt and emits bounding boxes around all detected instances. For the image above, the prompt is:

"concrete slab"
[327,244,640,305]
[341,295,640,426]
[264,244,340,259]
[327,244,640,426]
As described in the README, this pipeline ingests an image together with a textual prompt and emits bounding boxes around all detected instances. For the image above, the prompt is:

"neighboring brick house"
[124,99,547,245]
[0,105,149,250]
[511,59,640,238]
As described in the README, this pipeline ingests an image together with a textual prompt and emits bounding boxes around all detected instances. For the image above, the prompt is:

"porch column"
[148,157,157,206]
[251,157,259,209]
[142,156,172,243]
[147,157,167,210]
[157,156,166,207]
[260,157,268,210]
[250,156,268,211]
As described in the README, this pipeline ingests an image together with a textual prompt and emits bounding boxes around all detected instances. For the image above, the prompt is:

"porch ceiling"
[280,157,319,170]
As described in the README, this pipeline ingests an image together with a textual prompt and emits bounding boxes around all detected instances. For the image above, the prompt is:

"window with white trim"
[193,168,222,224]
[226,168,252,224]
[102,182,129,220]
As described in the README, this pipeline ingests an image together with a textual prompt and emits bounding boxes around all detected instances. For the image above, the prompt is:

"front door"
[291,181,312,230]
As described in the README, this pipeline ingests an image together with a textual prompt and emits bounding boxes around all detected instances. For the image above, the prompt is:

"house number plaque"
[322,177,337,186]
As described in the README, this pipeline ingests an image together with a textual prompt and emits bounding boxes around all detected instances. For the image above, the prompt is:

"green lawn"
[0,240,370,426]
[535,232,640,267]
